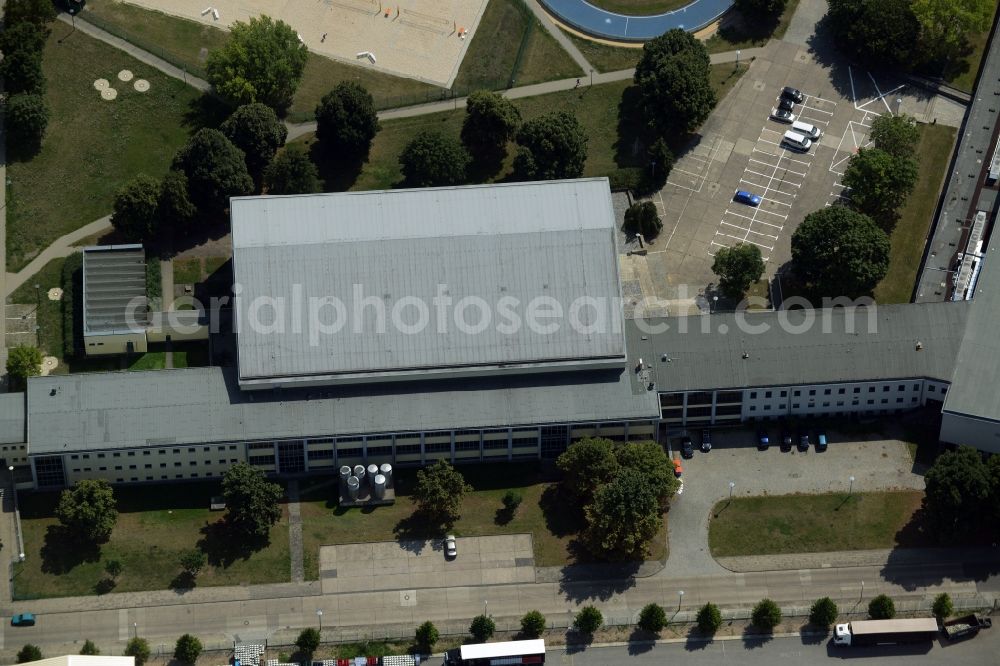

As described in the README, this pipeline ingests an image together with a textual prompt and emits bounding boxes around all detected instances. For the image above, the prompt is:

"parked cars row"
[770,86,822,153]
[758,425,827,452]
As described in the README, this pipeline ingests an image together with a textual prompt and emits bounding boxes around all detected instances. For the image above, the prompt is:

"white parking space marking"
[664,135,725,193]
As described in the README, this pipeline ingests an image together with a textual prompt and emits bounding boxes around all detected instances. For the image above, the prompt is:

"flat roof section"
[627,302,970,393]
[82,245,148,335]
[25,365,659,455]
[231,180,627,389]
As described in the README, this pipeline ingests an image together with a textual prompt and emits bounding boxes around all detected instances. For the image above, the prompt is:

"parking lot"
[623,39,965,308]
[662,426,925,577]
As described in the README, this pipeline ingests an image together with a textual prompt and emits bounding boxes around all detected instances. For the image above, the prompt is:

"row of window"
[749,383,928,401]
[70,445,239,460]
[751,396,922,411]
[72,458,242,473]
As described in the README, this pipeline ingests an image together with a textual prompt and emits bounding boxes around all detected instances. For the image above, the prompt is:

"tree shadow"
[800,624,829,645]
[196,518,270,568]
[494,506,515,526]
[805,15,856,99]
[467,147,507,182]
[169,571,197,591]
[627,629,656,654]
[557,562,639,602]
[94,578,116,595]
[683,626,712,651]
[183,93,233,133]
[614,85,646,170]
[392,512,441,554]
[741,625,774,649]
[40,525,101,575]
[539,484,585,539]
[308,139,365,192]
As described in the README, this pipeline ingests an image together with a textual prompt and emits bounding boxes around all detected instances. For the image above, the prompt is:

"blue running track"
[540,0,734,41]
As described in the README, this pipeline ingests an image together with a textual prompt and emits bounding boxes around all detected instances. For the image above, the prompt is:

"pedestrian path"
[287,480,305,584]
[4,217,112,298]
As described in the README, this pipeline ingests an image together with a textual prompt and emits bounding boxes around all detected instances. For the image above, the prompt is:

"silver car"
[444,534,457,559]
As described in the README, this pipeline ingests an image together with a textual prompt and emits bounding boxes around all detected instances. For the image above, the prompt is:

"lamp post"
[678,590,684,610]
[712,295,719,313]
[728,481,735,500]
[860,580,865,599]
[896,97,902,115]
[484,600,488,616]
[736,50,741,70]
[133,622,137,639]
[316,609,323,632]
[849,475,855,496]
[8,465,23,562]
[590,68,594,87]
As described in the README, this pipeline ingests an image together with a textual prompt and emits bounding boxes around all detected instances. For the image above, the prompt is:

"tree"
[735,0,788,16]
[826,0,922,69]
[413,460,472,525]
[574,605,603,634]
[5,93,49,156]
[583,469,662,559]
[0,22,48,57]
[6,345,43,390]
[17,645,41,663]
[923,446,992,541]
[112,175,161,242]
[842,147,918,228]
[623,201,663,240]
[634,29,716,137]
[790,207,890,298]
[912,0,994,63]
[180,549,207,577]
[637,603,667,633]
[104,559,123,580]
[932,592,954,619]
[124,638,150,666]
[294,628,321,656]
[520,610,547,638]
[156,172,198,232]
[174,634,203,664]
[264,146,321,195]
[1,49,45,95]
[469,614,495,642]
[613,440,679,507]
[696,602,723,634]
[461,90,521,165]
[414,620,439,651]
[79,641,100,656]
[642,137,675,193]
[206,16,307,112]
[55,479,118,543]
[556,437,619,502]
[220,103,289,182]
[172,129,254,217]
[751,598,781,631]
[809,597,838,627]
[712,243,765,299]
[868,594,895,619]
[399,131,470,187]
[502,490,523,513]
[221,462,283,540]
[315,82,380,160]
[869,114,920,159]
[513,111,588,181]
[3,0,56,27]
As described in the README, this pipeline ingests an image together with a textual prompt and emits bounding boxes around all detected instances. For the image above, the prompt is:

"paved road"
[419,630,1000,665]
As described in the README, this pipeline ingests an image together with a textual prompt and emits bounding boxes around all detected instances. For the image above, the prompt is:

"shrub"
[520,610,546,638]
[174,634,203,664]
[809,597,838,627]
[868,594,895,620]
[79,640,100,656]
[295,628,321,656]
[414,621,439,651]
[751,598,781,631]
[124,638,150,666]
[502,490,522,512]
[17,645,42,663]
[932,593,953,619]
[637,603,667,633]
[470,614,496,642]
[623,201,663,240]
[696,602,722,634]
[574,605,603,634]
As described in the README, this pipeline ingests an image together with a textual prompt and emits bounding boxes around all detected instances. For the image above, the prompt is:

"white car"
[444,534,457,559]
[770,108,795,123]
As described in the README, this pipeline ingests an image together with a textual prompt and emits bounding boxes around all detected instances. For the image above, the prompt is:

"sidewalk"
[718,546,1000,573]
[4,217,111,298]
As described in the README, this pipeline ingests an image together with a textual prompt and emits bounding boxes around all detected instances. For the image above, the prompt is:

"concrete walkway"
[159,258,173,311]
[287,480,305,584]
[4,217,112,298]
[56,14,210,92]
[523,0,594,75]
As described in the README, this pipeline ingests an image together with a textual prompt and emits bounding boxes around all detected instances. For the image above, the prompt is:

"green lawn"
[874,123,957,304]
[297,64,743,191]
[299,462,667,578]
[14,483,290,599]
[9,259,67,362]
[586,0,690,15]
[563,30,642,73]
[6,28,201,271]
[942,13,996,93]
[708,490,929,557]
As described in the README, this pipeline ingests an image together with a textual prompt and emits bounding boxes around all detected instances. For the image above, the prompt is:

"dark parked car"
[780,429,793,452]
[757,428,770,451]
[778,97,795,112]
[701,430,712,452]
[680,437,694,459]
[815,429,828,452]
[797,430,810,451]
[781,86,805,103]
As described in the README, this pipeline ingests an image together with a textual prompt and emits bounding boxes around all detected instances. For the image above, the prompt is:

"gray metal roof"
[627,302,970,393]
[230,179,627,387]
[944,241,1000,421]
[25,365,659,455]
[83,245,148,335]
[0,393,26,444]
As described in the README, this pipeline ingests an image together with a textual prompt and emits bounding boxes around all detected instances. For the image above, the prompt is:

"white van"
[791,120,822,140]
[782,130,812,152]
